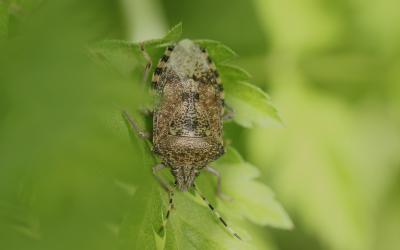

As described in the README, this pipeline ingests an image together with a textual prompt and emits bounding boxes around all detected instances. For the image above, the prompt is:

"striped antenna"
[193,184,241,240]
[159,189,175,234]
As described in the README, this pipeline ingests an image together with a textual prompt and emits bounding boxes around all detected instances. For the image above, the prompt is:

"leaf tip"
[163,22,183,42]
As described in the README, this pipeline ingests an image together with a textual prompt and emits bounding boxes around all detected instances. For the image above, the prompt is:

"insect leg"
[223,104,235,121]
[152,164,175,233]
[152,163,172,192]
[205,166,232,201]
[193,185,241,240]
[122,110,150,139]
[139,42,152,83]
[159,189,175,234]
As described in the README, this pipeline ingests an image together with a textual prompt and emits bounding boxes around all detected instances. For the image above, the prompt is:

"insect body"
[123,39,240,240]
[152,39,225,191]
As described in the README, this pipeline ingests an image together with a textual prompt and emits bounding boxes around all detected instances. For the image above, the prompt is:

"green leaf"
[211,55,282,128]
[118,183,165,250]
[224,80,283,128]
[164,191,256,250]
[0,200,41,240]
[214,147,293,229]
[89,40,144,76]
[144,22,183,47]
[194,39,238,63]
[247,84,400,250]
[0,2,8,38]
[218,64,251,82]
[89,23,183,76]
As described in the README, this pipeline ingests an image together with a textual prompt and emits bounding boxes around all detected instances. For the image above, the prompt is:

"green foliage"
[2,1,399,250]
[215,148,292,229]
[0,0,45,39]
[0,2,9,38]
[194,39,238,63]
[90,23,183,77]
[145,22,183,47]
[91,24,290,249]
[224,81,282,128]
[248,1,400,249]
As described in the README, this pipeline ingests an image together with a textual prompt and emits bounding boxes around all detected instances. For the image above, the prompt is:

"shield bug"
[123,39,240,240]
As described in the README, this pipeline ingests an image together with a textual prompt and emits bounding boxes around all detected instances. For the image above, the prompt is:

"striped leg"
[193,184,241,240]
[159,189,175,234]
[152,164,175,233]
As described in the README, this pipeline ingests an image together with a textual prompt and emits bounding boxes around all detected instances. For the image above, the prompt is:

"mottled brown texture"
[152,39,224,191]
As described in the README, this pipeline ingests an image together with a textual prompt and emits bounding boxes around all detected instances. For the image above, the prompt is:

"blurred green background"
[1,0,400,249]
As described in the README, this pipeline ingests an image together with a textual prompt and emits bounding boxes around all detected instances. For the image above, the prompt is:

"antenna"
[193,184,241,240]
